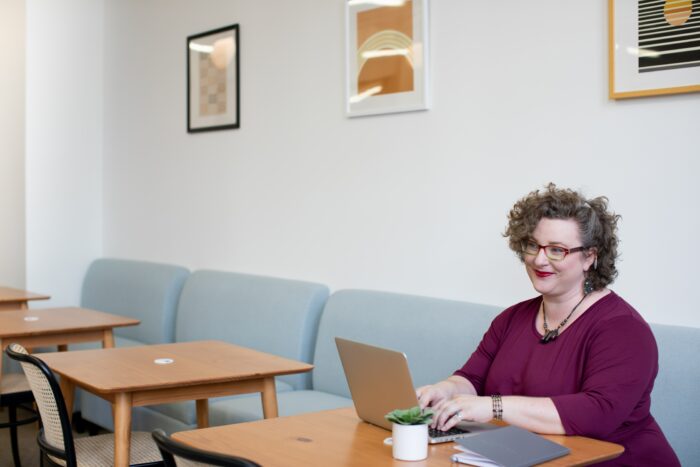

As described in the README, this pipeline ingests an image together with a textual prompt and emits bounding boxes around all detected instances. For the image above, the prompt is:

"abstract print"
[638,0,700,72]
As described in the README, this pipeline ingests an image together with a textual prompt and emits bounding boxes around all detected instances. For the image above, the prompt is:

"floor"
[0,408,105,467]
[0,406,41,467]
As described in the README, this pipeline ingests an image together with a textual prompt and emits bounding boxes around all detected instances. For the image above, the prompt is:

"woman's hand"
[430,395,492,431]
[416,375,478,411]
[416,381,455,411]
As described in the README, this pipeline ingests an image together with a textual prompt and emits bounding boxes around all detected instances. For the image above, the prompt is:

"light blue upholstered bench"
[206,289,501,425]
[649,323,700,466]
[117,269,330,433]
[70,260,699,467]
[77,258,189,429]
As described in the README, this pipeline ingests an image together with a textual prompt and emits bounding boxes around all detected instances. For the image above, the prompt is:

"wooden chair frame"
[152,429,260,467]
[6,345,162,467]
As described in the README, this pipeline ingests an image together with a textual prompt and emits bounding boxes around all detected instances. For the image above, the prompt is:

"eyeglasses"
[522,241,586,261]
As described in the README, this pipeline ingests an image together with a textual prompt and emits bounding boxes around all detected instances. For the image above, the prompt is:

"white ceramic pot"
[391,423,428,461]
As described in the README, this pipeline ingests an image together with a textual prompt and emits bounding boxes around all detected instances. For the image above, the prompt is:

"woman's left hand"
[430,395,492,431]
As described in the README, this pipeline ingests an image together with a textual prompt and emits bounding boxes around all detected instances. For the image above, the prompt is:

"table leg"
[0,340,4,391]
[58,377,75,416]
[260,377,278,419]
[102,329,115,349]
[196,399,209,428]
[113,392,133,467]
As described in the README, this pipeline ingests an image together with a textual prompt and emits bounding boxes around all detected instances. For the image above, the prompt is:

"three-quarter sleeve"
[550,315,658,438]
[453,307,514,395]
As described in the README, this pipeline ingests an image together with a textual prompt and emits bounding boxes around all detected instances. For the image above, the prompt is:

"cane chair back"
[6,343,162,467]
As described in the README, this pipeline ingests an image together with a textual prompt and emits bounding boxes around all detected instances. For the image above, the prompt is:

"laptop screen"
[335,337,420,431]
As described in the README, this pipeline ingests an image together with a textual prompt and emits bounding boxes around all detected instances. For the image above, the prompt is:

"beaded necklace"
[540,294,588,344]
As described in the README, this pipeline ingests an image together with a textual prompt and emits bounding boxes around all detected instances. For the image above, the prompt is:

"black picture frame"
[187,24,240,132]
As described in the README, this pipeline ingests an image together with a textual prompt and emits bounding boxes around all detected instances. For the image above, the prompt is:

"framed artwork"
[187,24,240,132]
[345,0,430,117]
[609,0,700,99]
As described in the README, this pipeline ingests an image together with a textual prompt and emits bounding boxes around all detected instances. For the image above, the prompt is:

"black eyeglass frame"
[522,241,587,261]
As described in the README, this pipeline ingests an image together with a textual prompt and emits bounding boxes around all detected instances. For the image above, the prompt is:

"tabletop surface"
[0,307,140,338]
[172,408,624,467]
[39,340,314,394]
[0,286,50,303]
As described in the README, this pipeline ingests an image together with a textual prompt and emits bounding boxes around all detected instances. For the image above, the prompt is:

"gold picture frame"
[609,0,700,99]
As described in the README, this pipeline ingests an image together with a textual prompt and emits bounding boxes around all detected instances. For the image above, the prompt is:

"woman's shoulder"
[494,296,541,327]
[590,291,650,326]
[503,295,542,313]
[584,291,656,341]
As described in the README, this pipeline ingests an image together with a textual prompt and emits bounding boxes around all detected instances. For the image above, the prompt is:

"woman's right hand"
[416,381,456,410]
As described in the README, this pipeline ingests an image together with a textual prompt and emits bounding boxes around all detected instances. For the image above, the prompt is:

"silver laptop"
[335,337,497,443]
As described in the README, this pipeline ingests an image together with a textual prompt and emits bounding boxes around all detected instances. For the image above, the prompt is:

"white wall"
[0,0,26,288]
[34,0,699,327]
[25,0,104,306]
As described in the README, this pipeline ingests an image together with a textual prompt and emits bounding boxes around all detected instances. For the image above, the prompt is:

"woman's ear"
[584,248,598,272]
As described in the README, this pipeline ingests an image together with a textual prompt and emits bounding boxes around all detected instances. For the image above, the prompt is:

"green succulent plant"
[385,405,433,425]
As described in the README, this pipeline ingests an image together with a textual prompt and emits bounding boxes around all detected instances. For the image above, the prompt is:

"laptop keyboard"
[429,426,469,439]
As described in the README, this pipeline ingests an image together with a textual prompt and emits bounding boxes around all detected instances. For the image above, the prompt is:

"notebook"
[335,337,498,444]
[452,425,571,467]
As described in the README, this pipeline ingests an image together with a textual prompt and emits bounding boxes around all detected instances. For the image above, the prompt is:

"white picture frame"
[345,0,430,117]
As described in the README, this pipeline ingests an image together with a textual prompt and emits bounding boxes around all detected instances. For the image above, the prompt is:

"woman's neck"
[542,290,587,321]
[542,288,611,322]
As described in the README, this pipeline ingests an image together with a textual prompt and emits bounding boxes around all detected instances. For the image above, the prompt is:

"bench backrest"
[81,258,189,344]
[311,289,501,397]
[650,323,700,467]
[175,270,329,389]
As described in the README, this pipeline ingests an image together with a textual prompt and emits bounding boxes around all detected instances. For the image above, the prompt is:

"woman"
[417,184,679,466]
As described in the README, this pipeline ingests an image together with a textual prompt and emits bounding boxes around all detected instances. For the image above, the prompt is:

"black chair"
[152,429,261,467]
[1,372,40,467]
[5,343,163,467]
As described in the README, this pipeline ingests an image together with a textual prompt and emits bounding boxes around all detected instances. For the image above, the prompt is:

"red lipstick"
[534,270,554,278]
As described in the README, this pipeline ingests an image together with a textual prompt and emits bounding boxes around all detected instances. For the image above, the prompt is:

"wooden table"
[0,307,139,378]
[172,408,624,466]
[39,340,314,467]
[0,286,50,311]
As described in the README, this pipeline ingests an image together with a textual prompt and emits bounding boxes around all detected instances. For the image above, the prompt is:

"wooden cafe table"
[0,306,139,378]
[38,340,314,467]
[0,286,50,311]
[172,407,625,467]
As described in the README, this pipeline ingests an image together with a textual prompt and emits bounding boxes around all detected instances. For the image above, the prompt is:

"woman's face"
[524,218,595,300]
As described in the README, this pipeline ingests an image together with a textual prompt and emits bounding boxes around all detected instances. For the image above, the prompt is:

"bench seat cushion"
[209,390,353,425]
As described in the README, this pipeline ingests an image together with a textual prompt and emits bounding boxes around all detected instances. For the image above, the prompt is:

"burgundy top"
[454,292,679,466]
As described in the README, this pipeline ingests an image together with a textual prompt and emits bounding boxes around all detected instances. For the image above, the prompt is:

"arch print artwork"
[346,0,430,117]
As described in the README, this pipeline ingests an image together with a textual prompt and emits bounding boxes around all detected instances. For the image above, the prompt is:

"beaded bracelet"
[491,394,503,420]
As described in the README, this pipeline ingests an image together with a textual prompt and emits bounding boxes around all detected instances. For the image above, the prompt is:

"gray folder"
[455,425,570,467]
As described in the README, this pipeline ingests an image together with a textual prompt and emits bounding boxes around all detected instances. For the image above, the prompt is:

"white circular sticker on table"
[153,358,174,365]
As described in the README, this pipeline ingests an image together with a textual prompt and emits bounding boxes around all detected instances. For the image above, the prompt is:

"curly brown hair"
[503,183,621,291]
